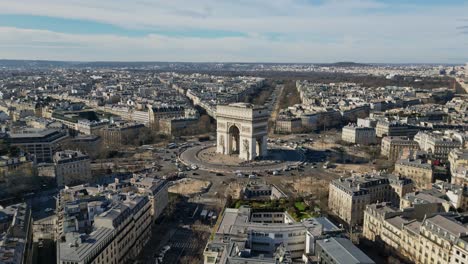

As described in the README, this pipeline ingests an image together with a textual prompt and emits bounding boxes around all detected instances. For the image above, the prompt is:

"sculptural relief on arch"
[216,103,269,161]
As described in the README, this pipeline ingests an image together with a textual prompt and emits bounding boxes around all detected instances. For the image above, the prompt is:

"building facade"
[381,136,420,161]
[376,121,419,138]
[0,203,33,264]
[148,105,185,130]
[395,159,433,189]
[449,149,468,185]
[56,176,168,264]
[75,120,109,135]
[363,203,468,264]
[159,117,198,136]
[54,150,92,187]
[100,122,144,147]
[328,173,413,226]
[8,128,68,163]
[204,207,343,264]
[275,118,302,134]
[415,131,463,160]
[341,125,377,145]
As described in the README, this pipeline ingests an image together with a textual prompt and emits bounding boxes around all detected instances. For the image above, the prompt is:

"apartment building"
[341,125,376,145]
[381,136,420,161]
[432,181,468,212]
[0,203,33,264]
[400,190,450,216]
[68,135,102,159]
[108,175,169,221]
[316,237,375,264]
[340,105,370,124]
[363,203,468,264]
[376,121,420,138]
[449,149,468,186]
[56,175,168,264]
[357,117,378,128]
[0,154,34,179]
[99,122,144,147]
[395,159,433,189]
[451,237,468,264]
[53,150,91,187]
[159,117,198,136]
[148,105,185,129]
[415,131,463,160]
[75,120,109,135]
[328,173,413,226]
[275,117,302,134]
[57,194,152,264]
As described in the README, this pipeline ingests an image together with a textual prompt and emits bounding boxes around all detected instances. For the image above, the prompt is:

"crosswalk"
[169,240,199,251]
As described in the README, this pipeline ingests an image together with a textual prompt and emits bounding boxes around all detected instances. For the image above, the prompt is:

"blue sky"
[0,0,466,63]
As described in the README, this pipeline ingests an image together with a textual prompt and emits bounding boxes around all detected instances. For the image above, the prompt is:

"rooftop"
[317,237,375,264]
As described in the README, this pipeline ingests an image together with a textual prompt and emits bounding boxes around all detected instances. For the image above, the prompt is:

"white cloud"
[0,0,466,62]
[0,26,465,63]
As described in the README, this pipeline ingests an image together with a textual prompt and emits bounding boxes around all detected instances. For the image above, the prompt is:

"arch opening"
[228,125,240,155]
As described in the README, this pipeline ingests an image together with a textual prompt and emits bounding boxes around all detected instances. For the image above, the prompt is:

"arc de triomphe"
[216,103,269,161]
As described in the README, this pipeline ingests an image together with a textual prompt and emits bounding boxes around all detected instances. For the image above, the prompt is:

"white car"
[162,245,171,252]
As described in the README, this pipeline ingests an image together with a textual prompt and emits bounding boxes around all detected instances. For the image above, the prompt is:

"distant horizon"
[0,58,464,66]
[0,1,467,63]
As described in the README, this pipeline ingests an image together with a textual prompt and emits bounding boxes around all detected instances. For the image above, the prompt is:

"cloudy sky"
[0,0,467,63]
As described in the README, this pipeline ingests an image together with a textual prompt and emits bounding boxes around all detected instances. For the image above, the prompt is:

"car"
[162,245,171,252]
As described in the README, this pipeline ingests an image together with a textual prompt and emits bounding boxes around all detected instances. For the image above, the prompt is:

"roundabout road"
[179,142,305,174]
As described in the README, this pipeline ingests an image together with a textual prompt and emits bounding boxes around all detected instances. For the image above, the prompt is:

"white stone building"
[415,131,463,160]
[341,125,376,145]
[449,149,468,185]
[328,173,413,226]
[203,207,342,264]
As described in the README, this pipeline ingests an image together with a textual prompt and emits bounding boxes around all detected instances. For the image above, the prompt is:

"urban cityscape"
[0,1,468,264]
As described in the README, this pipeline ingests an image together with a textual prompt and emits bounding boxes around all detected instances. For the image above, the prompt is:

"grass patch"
[295,201,307,211]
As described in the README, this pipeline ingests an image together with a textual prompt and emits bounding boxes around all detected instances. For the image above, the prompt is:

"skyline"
[0,0,467,63]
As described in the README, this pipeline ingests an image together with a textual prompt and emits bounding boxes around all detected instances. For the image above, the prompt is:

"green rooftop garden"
[229,197,320,222]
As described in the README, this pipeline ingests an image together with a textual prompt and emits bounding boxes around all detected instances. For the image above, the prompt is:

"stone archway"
[216,103,269,161]
[256,138,262,158]
[228,125,240,155]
